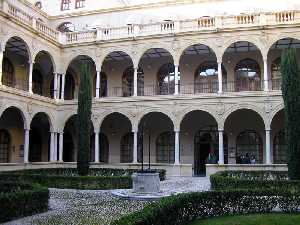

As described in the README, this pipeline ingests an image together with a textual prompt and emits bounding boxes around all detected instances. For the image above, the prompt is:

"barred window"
[273,130,286,164]
[122,67,144,97]
[156,131,174,163]
[120,132,133,163]
[2,57,14,87]
[61,0,71,11]
[157,63,180,95]
[236,130,263,164]
[75,0,85,8]
[0,130,10,163]
[271,57,281,79]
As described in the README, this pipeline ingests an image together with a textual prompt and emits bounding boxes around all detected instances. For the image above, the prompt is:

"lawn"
[189,213,300,225]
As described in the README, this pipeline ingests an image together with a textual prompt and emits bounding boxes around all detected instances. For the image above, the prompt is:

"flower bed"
[0,168,166,190]
[210,171,300,191]
[112,189,300,225]
[0,181,49,223]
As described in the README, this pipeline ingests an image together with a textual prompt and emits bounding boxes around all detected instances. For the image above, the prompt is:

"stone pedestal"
[132,172,160,193]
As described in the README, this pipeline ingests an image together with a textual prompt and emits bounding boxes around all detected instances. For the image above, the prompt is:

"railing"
[2,1,300,45]
[66,30,97,44]
[224,80,263,92]
[270,78,282,90]
[1,79,29,92]
[36,20,59,41]
[106,86,133,97]
[7,2,33,26]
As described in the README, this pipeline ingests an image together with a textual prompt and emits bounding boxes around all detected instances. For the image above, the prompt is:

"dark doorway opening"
[63,132,74,162]
[194,132,212,176]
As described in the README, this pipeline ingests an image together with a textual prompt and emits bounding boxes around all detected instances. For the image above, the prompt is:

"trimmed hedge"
[0,181,49,223]
[112,189,300,225]
[0,168,166,190]
[210,171,300,191]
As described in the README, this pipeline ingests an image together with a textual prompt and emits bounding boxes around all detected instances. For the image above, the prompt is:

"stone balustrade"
[1,0,300,45]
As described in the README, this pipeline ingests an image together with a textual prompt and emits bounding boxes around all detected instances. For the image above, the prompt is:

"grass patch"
[189,213,300,225]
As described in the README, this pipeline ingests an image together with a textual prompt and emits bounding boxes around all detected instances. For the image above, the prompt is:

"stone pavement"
[2,177,210,225]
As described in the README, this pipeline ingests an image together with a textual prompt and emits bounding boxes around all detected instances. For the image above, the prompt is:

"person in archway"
[206,148,217,164]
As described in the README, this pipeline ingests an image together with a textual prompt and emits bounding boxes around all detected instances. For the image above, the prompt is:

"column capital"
[218,129,224,132]
[174,129,180,133]
[132,129,138,133]
[217,60,222,64]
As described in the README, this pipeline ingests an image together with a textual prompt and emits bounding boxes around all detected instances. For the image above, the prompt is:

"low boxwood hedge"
[0,181,49,223]
[112,189,300,225]
[0,168,166,190]
[210,171,300,191]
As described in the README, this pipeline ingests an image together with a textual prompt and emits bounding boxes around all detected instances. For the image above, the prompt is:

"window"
[57,22,75,32]
[157,63,179,95]
[235,58,261,91]
[271,57,282,90]
[122,67,144,97]
[273,130,286,164]
[61,0,71,11]
[34,1,42,9]
[75,0,85,9]
[156,132,174,163]
[0,130,10,163]
[236,130,262,164]
[32,69,43,96]
[194,61,227,93]
[120,133,133,163]
[2,57,14,87]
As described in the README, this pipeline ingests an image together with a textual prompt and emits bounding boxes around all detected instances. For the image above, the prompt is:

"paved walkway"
[2,177,210,225]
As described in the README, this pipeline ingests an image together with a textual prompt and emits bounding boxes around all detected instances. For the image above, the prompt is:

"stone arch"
[100,49,134,67]
[136,109,175,131]
[63,53,97,74]
[267,35,300,54]
[269,103,284,128]
[99,111,134,130]
[33,50,57,73]
[178,108,220,130]
[59,112,77,132]
[136,46,175,67]
[179,41,219,63]
[30,111,54,132]
[2,35,32,62]
[0,105,29,130]
[220,104,267,130]
[221,38,266,61]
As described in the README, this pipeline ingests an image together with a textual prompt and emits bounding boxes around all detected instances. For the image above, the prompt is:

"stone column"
[265,129,271,164]
[95,131,99,163]
[50,132,55,162]
[133,130,138,163]
[53,133,58,161]
[0,50,3,85]
[61,74,65,100]
[96,70,101,98]
[263,59,269,91]
[174,130,180,165]
[54,73,58,100]
[174,64,179,95]
[218,61,223,93]
[218,130,224,164]
[57,74,61,99]
[133,67,138,96]
[59,132,63,162]
[24,129,30,163]
[29,62,33,93]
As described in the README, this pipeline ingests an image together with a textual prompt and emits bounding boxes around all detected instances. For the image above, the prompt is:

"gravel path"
[2,177,210,225]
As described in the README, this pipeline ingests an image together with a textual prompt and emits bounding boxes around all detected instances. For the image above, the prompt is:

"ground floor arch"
[271,109,286,164]
[224,109,266,164]
[0,107,26,163]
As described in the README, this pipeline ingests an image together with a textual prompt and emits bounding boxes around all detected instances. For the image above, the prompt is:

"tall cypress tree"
[281,48,300,180]
[77,63,92,176]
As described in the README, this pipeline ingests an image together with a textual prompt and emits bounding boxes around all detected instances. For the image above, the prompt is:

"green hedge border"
[0,181,49,223]
[210,171,300,191]
[0,168,166,190]
[112,189,300,225]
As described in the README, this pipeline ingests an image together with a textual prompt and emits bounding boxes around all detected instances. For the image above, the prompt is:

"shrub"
[210,171,300,191]
[112,189,300,225]
[0,168,166,190]
[0,181,49,223]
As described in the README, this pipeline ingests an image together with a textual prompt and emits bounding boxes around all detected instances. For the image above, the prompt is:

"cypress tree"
[77,62,92,176]
[281,48,300,180]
